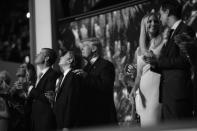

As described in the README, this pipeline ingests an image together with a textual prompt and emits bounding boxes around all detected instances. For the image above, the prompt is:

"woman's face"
[146,15,160,36]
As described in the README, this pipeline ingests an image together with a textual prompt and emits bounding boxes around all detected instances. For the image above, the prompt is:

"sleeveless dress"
[135,38,164,127]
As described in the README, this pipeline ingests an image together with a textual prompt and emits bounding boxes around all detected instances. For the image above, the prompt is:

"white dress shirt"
[90,56,99,65]
[60,68,71,87]
[171,19,182,36]
[28,67,50,95]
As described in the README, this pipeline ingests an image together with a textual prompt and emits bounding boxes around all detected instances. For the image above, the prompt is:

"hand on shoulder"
[72,69,87,78]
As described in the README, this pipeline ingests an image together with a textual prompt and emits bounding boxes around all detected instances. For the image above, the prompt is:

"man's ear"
[92,45,97,53]
[67,57,73,64]
[165,9,170,16]
[44,56,50,63]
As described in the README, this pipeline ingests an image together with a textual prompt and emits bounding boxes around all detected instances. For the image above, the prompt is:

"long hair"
[139,12,161,55]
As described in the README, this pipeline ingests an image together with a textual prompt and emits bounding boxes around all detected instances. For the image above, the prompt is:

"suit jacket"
[81,57,117,127]
[54,70,83,129]
[29,68,59,131]
[157,22,195,116]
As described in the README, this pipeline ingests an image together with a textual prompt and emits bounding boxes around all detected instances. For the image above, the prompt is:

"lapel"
[165,22,184,55]
[56,70,73,100]
[88,57,101,73]
[36,68,52,90]
[84,61,91,72]
[170,21,184,40]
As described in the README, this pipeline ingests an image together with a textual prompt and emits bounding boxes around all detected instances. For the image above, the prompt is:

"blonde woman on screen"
[130,12,167,127]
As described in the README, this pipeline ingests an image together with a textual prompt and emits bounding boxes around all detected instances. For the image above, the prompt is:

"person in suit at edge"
[28,48,59,131]
[53,50,83,131]
[74,37,117,127]
[144,0,196,122]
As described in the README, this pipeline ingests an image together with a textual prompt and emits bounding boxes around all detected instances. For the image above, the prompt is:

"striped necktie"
[55,75,64,101]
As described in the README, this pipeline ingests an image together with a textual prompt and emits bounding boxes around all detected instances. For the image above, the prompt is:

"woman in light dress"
[130,12,169,127]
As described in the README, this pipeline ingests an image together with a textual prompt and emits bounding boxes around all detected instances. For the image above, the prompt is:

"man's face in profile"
[159,7,168,27]
[58,51,72,68]
[81,41,93,58]
[35,49,46,65]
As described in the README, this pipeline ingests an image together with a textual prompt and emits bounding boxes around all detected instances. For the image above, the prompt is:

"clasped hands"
[143,50,157,66]
[44,90,55,107]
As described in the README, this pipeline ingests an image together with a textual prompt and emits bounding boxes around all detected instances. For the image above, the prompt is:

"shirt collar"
[90,56,99,65]
[63,68,71,77]
[171,20,182,30]
[40,67,50,77]
[55,68,70,86]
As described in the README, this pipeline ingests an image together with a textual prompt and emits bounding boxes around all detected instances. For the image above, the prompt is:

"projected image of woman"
[130,12,166,127]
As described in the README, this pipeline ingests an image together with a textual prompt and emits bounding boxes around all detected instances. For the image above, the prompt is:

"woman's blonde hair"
[139,12,161,55]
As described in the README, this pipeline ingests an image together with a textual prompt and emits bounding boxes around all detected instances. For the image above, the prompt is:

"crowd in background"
[0,0,29,63]
[0,22,30,63]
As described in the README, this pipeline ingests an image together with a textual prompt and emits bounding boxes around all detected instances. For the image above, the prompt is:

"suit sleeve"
[28,84,51,104]
[156,54,190,69]
[184,25,196,62]
[63,75,82,128]
[86,62,115,93]
[156,27,195,70]
[28,87,41,99]
[29,71,58,103]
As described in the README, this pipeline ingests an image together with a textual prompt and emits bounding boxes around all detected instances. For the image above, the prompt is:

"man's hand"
[73,69,87,78]
[176,41,189,54]
[125,64,137,79]
[143,51,158,66]
[174,33,197,64]
[44,91,55,107]
[174,32,193,44]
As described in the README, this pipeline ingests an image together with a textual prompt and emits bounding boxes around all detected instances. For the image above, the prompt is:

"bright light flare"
[26,12,30,18]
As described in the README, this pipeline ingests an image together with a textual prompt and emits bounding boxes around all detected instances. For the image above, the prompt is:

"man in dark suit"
[53,50,83,130]
[76,38,117,127]
[28,48,59,131]
[145,0,196,121]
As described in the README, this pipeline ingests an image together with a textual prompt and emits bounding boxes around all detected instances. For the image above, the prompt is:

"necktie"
[84,61,91,72]
[164,29,174,48]
[56,75,63,91]
[169,29,174,38]
[55,75,64,101]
